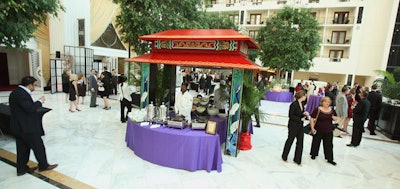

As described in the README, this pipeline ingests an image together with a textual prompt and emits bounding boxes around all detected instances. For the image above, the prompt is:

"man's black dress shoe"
[17,166,37,176]
[327,160,337,166]
[370,132,377,135]
[39,164,58,172]
[254,125,260,128]
[311,155,316,160]
[346,144,357,147]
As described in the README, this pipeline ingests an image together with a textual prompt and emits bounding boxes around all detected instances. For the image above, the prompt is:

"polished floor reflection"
[0,91,399,189]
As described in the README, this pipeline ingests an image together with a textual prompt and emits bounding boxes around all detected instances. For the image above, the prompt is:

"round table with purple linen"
[265,91,293,102]
[125,120,223,172]
[306,94,323,113]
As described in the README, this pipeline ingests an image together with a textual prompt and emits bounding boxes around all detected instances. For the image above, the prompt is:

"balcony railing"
[277,0,287,5]
[326,38,351,44]
[330,58,342,62]
[332,19,350,24]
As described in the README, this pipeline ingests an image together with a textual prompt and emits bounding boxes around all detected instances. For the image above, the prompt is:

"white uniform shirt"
[118,82,133,102]
[175,91,193,123]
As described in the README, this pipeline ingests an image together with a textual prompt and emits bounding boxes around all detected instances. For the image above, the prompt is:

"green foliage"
[240,74,269,132]
[374,68,400,100]
[128,71,141,86]
[0,0,64,49]
[155,65,172,106]
[256,6,321,79]
[113,0,237,55]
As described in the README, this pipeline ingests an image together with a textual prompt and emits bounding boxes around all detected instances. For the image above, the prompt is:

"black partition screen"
[63,46,94,78]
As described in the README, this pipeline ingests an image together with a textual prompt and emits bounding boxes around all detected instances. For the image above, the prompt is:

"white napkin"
[150,124,161,129]
[140,122,150,127]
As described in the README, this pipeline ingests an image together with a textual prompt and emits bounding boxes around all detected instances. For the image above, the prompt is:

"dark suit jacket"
[367,91,382,111]
[353,98,370,123]
[88,75,98,92]
[288,101,305,127]
[9,87,44,136]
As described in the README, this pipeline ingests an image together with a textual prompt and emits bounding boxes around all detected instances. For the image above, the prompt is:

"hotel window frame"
[228,14,239,25]
[78,19,85,47]
[329,50,344,62]
[331,31,346,44]
[248,30,259,39]
[333,12,349,24]
[249,14,262,25]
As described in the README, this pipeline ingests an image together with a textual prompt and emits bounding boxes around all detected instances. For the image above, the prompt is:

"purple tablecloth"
[265,91,293,102]
[306,94,323,113]
[209,116,228,144]
[125,120,223,172]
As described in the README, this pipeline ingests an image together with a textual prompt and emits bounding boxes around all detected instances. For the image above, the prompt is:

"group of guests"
[61,67,120,112]
[282,82,382,166]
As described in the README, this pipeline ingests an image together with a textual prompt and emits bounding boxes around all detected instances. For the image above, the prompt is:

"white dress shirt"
[118,82,133,102]
[175,91,193,123]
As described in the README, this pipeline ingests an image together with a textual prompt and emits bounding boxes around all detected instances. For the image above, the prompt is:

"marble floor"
[0,91,400,189]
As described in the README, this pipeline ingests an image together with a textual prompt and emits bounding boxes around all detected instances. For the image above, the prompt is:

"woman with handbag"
[282,90,309,165]
[310,97,338,165]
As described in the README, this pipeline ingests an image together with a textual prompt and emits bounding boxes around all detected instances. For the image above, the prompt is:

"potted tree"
[238,75,268,150]
[374,68,400,102]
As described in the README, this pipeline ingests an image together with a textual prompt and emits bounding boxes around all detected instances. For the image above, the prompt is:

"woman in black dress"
[69,74,80,112]
[282,90,309,165]
[77,73,86,105]
[62,69,69,103]
[99,71,111,110]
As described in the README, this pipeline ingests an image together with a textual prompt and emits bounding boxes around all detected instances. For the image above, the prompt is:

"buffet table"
[0,103,11,135]
[265,91,293,102]
[306,94,323,113]
[125,120,223,172]
[378,103,400,140]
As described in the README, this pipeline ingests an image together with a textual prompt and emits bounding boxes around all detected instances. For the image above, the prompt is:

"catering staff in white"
[175,82,193,123]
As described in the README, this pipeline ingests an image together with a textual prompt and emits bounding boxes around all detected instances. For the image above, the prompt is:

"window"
[249,30,259,39]
[251,0,262,5]
[229,14,239,25]
[249,14,262,25]
[78,19,85,46]
[333,12,349,24]
[310,12,317,18]
[331,31,346,44]
[277,0,287,4]
[329,50,343,62]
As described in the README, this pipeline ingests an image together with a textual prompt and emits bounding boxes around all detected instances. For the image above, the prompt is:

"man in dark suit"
[367,84,382,135]
[88,69,98,107]
[9,76,58,176]
[347,91,370,147]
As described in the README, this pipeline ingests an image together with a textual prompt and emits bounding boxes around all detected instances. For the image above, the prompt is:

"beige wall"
[352,0,397,76]
[293,71,346,85]
[0,48,30,85]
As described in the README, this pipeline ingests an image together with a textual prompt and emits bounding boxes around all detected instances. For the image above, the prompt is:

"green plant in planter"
[128,70,141,87]
[240,76,269,133]
[374,68,400,100]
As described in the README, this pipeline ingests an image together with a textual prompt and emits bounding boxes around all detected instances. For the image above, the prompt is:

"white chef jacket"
[118,82,133,102]
[175,91,193,123]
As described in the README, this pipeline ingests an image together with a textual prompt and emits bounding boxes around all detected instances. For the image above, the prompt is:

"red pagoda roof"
[140,29,260,49]
[126,52,261,70]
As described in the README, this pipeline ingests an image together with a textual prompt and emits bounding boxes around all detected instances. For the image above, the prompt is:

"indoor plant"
[374,68,400,102]
[238,74,269,150]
